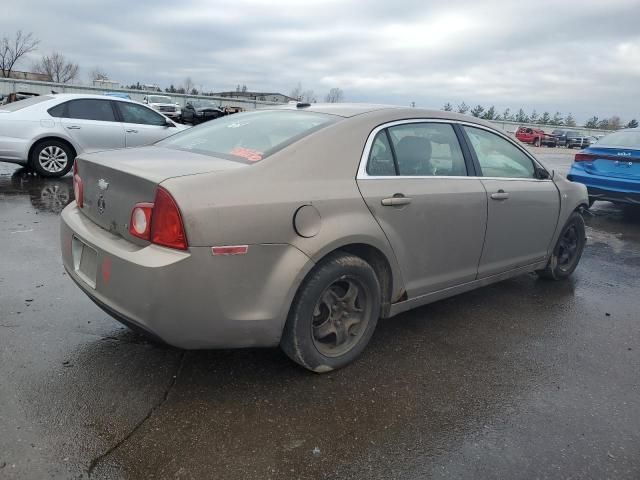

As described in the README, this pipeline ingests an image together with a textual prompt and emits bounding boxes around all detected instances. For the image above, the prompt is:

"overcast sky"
[2,0,639,122]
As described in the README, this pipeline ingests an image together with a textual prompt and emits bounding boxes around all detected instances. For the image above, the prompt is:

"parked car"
[567,128,640,206]
[61,104,588,372]
[565,131,592,149]
[551,129,568,147]
[0,94,186,177]
[142,94,181,121]
[181,100,225,125]
[516,126,544,146]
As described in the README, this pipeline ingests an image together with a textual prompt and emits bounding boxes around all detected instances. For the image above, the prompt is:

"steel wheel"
[557,225,579,272]
[38,145,68,173]
[311,277,371,357]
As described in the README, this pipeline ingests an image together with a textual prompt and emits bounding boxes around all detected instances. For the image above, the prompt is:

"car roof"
[49,93,139,103]
[269,102,498,125]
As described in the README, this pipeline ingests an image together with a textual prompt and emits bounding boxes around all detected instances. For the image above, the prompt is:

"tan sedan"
[60,104,588,372]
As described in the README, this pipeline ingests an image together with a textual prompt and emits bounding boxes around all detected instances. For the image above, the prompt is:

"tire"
[30,139,74,178]
[537,211,586,280]
[280,252,381,373]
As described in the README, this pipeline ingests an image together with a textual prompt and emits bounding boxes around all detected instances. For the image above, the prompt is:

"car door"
[114,101,176,148]
[59,99,125,152]
[461,125,560,278]
[357,121,488,298]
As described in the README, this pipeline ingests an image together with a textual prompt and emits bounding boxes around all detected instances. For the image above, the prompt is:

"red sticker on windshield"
[230,147,263,162]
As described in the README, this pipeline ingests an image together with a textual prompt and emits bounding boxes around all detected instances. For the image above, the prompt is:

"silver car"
[60,104,588,372]
[0,93,186,177]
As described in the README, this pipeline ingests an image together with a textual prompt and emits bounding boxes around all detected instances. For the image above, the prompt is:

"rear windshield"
[596,131,640,149]
[158,110,338,162]
[0,95,51,111]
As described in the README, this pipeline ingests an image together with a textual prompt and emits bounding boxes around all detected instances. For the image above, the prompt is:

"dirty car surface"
[60,104,589,372]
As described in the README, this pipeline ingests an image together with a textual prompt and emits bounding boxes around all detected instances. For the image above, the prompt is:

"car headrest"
[395,136,432,175]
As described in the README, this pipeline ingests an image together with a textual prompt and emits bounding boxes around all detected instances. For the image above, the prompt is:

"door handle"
[125,129,138,133]
[381,195,412,206]
[490,190,510,200]
[66,125,81,130]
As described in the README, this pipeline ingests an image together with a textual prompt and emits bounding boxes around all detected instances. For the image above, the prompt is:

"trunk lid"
[582,147,640,180]
[76,146,246,243]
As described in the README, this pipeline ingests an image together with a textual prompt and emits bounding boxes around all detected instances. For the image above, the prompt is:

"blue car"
[103,91,131,100]
[567,128,640,206]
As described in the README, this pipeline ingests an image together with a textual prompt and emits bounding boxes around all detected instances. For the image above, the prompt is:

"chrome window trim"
[357,118,552,182]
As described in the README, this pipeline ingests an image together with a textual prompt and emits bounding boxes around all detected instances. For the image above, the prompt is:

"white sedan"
[0,94,187,177]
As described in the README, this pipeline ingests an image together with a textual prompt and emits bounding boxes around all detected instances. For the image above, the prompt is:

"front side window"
[66,99,116,122]
[118,102,166,126]
[158,110,337,162]
[464,126,536,178]
[384,123,467,176]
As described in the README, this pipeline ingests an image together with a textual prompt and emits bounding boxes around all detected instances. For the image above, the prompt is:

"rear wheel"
[281,252,381,373]
[30,140,74,177]
[537,211,586,280]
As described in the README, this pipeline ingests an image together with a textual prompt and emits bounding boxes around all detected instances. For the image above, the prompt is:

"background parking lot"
[1,148,639,479]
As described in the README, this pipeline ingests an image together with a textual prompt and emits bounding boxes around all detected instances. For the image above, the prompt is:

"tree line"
[442,102,637,130]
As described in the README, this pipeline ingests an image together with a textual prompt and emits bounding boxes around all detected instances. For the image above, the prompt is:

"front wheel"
[30,140,74,177]
[537,211,586,280]
[280,252,381,373]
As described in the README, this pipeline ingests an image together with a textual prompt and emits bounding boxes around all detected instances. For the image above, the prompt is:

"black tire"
[30,139,74,178]
[280,252,381,373]
[537,211,586,280]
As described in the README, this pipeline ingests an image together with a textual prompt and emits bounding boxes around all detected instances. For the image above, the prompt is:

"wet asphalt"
[0,149,639,479]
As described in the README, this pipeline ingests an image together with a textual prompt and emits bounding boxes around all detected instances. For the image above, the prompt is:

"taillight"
[129,203,153,240]
[574,153,596,162]
[73,161,83,208]
[151,187,188,250]
[128,188,188,250]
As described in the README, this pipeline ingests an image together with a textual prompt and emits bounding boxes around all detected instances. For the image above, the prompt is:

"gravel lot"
[1,150,639,479]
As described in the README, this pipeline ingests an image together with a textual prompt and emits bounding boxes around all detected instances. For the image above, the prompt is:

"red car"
[516,127,557,147]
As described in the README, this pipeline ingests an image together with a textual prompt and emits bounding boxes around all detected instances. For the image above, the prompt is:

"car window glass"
[118,102,166,126]
[387,123,467,176]
[367,131,395,176]
[67,99,116,122]
[597,131,640,148]
[47,103,65,117]
[464,126,536,178]
[158,110,337,162]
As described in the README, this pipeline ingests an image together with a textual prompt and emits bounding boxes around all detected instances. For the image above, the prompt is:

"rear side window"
[377,123,467,176]
[67,99,116,122]
[47,103,65,117]
[367,131,396,176]
[158,110,337,162]
[464,126,536,178]
[117,102,166,126]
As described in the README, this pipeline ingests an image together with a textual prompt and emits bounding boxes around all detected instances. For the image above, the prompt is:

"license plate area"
[72,236,98,289]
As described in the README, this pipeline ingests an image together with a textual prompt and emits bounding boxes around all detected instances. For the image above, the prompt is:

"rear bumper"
[568,164,640,205]
[60,203,314,349]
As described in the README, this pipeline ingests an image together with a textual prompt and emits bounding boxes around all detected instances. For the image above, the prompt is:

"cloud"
[1,0,639,122]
